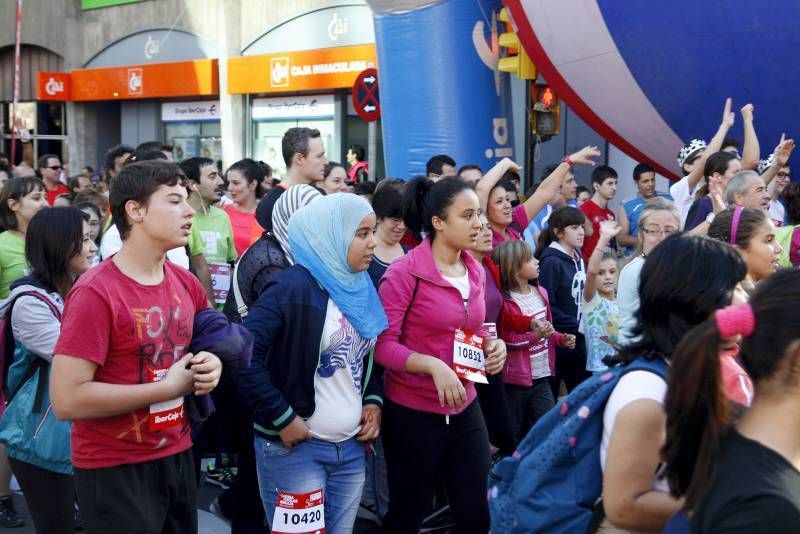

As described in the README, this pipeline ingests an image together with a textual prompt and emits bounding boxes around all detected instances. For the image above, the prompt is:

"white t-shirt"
[601,370,670,492]
[306,299,373,442]
[99,223,190,269]
[770,199,786,226]
[616,256,644,346]
[443,271,470,301]
[510,287,550,379]
[670,176,704,228]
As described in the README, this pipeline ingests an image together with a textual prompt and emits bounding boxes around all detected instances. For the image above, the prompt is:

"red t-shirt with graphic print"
[54,259,208,469]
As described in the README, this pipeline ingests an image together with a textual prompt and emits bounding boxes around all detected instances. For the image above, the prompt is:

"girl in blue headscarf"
[235,192,387,533]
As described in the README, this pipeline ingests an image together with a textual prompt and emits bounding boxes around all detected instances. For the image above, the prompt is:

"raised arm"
[763,136,795,189]
[520,146,601,222]
[475,158,522,212]
[686,98,736,192]
[584,220,621,302]
[740,104,760,170]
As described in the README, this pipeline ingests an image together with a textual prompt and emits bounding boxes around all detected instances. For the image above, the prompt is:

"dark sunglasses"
[46,165,62,171]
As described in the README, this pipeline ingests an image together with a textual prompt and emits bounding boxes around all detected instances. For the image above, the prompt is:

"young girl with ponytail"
[377,177,507,533]
[536,206,588,393]
[492,240,576,441]
[663,269,800,531]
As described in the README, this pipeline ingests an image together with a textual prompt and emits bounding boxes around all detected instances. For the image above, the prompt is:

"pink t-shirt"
[491,204,529,249]
[224,204,263,256]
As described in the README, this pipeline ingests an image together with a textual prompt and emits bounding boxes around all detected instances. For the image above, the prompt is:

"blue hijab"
[288,193,388,339]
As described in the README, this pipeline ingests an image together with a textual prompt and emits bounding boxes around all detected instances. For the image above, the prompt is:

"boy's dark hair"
[104,144,134,172]
[349,144,365,162]
[26,206,89,296]
[282,127,321,168]
[591,165,618,186]
[0,177,45,230]
[633,163,655,182]
[110,161,185,240]
[576,185,590,197]
[226,158,266,199]
[136,141,174,154]
[125,150,168,165]
[426,154,456,176]
[257,160,273,179]
[178,157,215,182]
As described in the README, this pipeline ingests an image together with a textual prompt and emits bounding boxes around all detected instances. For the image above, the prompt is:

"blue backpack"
[488,357,668,533]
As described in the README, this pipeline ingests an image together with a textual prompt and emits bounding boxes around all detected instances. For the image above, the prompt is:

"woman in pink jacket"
[376,176,507,534]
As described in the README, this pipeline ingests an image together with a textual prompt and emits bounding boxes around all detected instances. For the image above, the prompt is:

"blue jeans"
[254,436,365,534]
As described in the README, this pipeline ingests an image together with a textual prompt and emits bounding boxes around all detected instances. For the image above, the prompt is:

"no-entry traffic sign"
[352,68,380,122]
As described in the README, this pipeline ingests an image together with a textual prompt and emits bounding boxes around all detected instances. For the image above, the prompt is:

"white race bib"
[209,263,231,304]
[452,328,488,384]
[272,489,325,534]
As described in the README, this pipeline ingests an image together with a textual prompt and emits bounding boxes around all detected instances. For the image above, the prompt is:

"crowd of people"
[0,97,796,534]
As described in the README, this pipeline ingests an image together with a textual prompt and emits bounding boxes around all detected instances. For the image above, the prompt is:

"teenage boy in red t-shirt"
[580,165,618,261]
[51,160,222,533]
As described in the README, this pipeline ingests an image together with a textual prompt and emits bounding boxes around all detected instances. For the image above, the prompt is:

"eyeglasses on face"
[777,172,792,179]
[641,227,678,237]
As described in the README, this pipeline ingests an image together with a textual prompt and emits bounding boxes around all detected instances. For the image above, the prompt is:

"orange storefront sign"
[228,44,377,94]
[48,59,219,101]
[36,72,72,101]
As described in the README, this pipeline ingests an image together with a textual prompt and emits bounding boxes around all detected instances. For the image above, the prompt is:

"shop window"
[164,121,222,162]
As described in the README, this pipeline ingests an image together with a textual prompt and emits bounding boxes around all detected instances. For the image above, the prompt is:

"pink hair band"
[715,303,756,338]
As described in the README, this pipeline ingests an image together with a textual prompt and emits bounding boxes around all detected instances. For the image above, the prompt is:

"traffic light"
[531,83,560,136]
[497,8,536,80]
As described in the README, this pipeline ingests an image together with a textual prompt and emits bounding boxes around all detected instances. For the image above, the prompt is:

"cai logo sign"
[45,77,64,96]
[128,68,143,96]
[270,57,290,88]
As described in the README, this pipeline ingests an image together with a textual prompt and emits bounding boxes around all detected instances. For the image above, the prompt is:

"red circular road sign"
[352,68,380,122]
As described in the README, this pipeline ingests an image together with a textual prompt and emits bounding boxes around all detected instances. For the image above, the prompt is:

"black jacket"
[235,265,383,440]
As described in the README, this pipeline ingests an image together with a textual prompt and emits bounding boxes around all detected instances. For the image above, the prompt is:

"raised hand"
[599,220,621,239]
[741,103,754,122]
[721,98,735,129]
[774,135,796,167]
[568,145,601,166]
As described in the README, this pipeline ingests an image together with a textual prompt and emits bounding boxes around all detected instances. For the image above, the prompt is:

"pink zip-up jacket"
[376,237,487,415]
[498,286,565,387]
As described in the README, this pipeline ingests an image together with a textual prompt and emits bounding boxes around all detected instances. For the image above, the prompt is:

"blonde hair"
[492,240,534,293]
[633,197,681,257]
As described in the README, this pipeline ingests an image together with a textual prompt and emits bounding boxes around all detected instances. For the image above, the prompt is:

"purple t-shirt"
[483,261,503,325]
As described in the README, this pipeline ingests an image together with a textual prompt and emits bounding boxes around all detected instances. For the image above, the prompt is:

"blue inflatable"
[503,0,797,179]
[368,0,515,178]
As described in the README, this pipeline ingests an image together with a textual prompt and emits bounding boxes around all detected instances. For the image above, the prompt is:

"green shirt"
[0,231,27,299]
[188,207,237,307]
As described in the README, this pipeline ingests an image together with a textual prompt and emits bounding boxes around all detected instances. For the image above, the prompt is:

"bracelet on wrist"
[562,156,575,167]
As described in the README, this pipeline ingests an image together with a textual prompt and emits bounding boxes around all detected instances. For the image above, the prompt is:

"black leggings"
[381,399,490,534]
[475,372,517,455]
[551,333,590,397]
[9,457,74,534]
[505,378,556,442]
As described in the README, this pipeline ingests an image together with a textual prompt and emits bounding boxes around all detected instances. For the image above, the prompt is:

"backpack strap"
[3,291,62,406]
[621,356,668,381]
[232,255,248,318]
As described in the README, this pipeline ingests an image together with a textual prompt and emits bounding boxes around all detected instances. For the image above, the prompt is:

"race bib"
[530,309,551,379]
[148,367,184,431]
[209,263,231,304]
[272,489,325,534]
[452,328,488,384]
